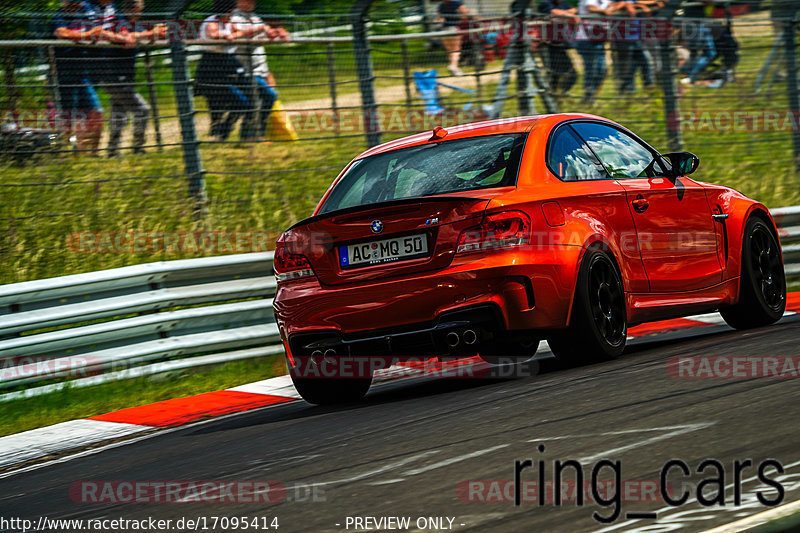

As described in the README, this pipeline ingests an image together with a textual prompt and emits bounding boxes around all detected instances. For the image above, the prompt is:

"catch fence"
[1,1,800,285]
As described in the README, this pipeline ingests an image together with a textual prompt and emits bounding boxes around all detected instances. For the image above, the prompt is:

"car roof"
[355,113,616,159]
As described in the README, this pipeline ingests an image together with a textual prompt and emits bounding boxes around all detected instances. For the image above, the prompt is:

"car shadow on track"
[189,316,799,436]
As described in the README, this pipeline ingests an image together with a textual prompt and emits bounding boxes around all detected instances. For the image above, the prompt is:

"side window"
[547,126,608,181]
[570,122,664,179]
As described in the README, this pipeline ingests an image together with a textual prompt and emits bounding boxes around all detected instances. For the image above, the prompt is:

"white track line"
[404,444,510,476]
[702,499,800,533]
[576,422,716,464]
[0,419,149,468]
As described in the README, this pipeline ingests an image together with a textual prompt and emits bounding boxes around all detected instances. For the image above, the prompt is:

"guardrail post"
[169,39,207,212]
[351,0,381,147]
[782,5,800,176]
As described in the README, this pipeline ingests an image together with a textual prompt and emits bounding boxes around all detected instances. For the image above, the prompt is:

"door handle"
[632,195,649,213]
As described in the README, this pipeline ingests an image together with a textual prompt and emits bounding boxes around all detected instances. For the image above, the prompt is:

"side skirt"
[627,277,740,326]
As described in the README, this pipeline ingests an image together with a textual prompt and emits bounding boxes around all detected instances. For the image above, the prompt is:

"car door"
[546,123,649,293]
[570,121,722,292]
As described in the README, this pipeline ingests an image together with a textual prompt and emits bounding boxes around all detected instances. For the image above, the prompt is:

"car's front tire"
[548,248,627,366]
[721,217,786,330]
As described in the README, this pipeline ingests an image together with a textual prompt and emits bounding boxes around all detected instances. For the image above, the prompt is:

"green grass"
[0,353,286,438]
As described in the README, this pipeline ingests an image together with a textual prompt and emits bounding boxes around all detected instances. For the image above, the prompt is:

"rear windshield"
[318,133,527,214]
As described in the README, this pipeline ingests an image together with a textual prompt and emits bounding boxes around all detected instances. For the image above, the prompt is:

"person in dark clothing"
[52,0,106,155]
[679,1,716,84]
[437,0,471,76]
[538,0,578,98]
[615,0,655,93]
[195,0,253,141]
[105,0,166,156]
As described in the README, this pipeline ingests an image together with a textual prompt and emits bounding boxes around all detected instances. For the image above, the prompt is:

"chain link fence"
[1,0,799,285]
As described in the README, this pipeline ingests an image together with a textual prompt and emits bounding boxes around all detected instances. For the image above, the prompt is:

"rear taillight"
[274,240,315,282]
[457,211,530,254]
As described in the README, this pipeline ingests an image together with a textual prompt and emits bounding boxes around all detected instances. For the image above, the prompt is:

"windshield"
[318,133,527,215]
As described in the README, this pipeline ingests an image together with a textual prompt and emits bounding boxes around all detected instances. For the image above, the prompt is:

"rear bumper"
[273,246,583,355]
[288,304,504,359]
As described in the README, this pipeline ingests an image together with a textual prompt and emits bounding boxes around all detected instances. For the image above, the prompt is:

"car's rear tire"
[547,248,627,366]
[288,358,372,405]
[721,217,786,330]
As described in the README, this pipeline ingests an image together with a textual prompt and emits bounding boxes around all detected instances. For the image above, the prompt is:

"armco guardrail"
[774,205,800,279]
[1,207,799,401]
[0,253,277,401]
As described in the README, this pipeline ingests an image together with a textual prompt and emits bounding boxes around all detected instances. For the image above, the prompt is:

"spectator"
[52,0,106,155]
[538,0,578,99]
[639,0,665,78]
[575,0,630,104]
[679,1,716,85]
[712,4,739,83]
[437,0,471,76]
[616,0,655,93]
[105,0,166,156]
[196,0,251,141]
[229,0,289,141]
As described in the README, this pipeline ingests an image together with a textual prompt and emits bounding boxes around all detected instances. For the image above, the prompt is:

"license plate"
[339,234,428,269]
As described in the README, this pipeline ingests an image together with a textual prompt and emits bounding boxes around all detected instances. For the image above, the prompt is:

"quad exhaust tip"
[446,331,460,348]
[310,349,338,364]
[463,329,478,345]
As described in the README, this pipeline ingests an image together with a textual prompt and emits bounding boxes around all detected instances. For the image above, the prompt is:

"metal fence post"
[144,49,163,151]
[3,50,20,124]
[514,1,535,116]
[245,44,259,145]
[46,46,65,151]
[351,0,381,147]
[327,42,340,136]
[169,39,206,208]
[658,6,682,152]
[401,39,412,112]
[782,6,800,175]
[659,32,681,152]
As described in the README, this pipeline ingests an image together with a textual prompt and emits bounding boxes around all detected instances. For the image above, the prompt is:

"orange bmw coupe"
[273,114,786,404]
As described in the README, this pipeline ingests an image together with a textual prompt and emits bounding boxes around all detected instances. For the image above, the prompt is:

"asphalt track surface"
[2,316,800,533]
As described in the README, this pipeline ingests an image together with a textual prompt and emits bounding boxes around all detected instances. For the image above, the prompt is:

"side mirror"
[663,152,700,177]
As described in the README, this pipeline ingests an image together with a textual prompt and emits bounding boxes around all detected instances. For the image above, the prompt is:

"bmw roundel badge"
[371,220,383,234]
